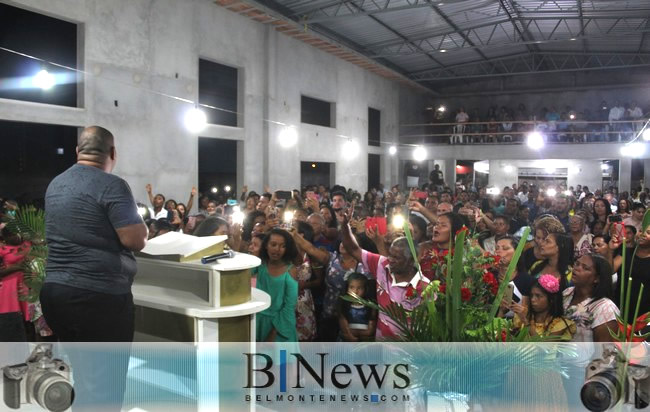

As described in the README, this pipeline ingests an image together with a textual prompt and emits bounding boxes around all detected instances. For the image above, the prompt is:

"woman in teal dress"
[256,228,299,342]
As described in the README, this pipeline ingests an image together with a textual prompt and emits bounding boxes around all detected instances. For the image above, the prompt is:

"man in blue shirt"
[41,126,147,411]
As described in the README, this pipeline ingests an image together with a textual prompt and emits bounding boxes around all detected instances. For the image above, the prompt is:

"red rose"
[493,255,501,265]
[405,285,416,299]
[461,288,472,301]
[482,272,496,284]
[482,272,499,295]
[501,330,507,342]
[439,284,446,294]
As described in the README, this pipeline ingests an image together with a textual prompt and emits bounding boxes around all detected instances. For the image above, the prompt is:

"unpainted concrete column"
[444,159,456,188]
[619,158,632,192]
[643,159,650,189]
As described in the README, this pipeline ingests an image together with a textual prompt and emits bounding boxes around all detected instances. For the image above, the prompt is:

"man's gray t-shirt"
[45,164,143,294]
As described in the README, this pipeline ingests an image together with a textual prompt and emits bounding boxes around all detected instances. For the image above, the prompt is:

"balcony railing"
[399,119,648,145]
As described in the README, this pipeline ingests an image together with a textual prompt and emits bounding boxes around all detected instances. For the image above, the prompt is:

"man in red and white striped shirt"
[341,213,429,339]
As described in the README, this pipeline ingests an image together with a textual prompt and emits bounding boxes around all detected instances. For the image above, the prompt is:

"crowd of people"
[2,172,650,343]
[423,100,648,144]
[125,172,650,343]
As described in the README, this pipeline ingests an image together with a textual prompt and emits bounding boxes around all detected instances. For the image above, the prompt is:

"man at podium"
[41,126,148,411]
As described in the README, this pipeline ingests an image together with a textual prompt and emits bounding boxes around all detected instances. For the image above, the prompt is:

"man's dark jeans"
[41,283,134,412]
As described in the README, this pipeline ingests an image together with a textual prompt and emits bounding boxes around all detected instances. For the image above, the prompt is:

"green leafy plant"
[3,206,47,302]
[611,208,650,343]
[608,209,650,392]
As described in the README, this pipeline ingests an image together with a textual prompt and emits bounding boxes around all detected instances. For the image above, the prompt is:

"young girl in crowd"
[512,274,576,340]
[337,273,377,342]
[255,229,299,342]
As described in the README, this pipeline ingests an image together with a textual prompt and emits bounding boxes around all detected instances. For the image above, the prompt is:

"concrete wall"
[486,159,603,193]
[0,0,421,209]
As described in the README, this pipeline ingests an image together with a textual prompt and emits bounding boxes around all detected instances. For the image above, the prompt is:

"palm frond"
[3,206,48,304]
[407,343,574,396]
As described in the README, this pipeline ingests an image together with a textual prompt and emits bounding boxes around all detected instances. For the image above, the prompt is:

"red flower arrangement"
[405,283,426,300]
[438,284,471,301]
[617,313,649,342]
[482,272,499,295]
[405,285,416,300]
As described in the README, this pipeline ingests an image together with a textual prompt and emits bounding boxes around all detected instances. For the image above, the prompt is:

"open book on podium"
[136,232,228,262]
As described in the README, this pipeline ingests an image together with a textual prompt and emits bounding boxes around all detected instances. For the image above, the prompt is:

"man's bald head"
[77,126,114,156]
[77,126,116,172]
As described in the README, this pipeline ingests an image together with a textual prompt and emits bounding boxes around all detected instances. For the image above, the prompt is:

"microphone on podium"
[201,250,235,264]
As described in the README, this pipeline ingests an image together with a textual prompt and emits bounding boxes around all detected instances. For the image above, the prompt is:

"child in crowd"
[511,274,576,340]
[337,273,377,342]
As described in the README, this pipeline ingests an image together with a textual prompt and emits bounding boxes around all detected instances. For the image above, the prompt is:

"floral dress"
[296,254,316,341]
[562,287,619,342]
[513,315,576,340]
[573,233,593,260]
[322,252,368,320]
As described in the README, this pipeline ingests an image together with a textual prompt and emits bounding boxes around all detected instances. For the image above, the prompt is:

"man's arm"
[145,183,154,206]
[186,187,197,213]
[107,180,149,251]
[409,201,437,225]
[341,211,362,262]
[116,223,148,251]
[240,185,248,202]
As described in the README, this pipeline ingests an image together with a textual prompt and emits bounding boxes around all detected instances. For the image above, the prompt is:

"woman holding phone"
[592,198,612,235]
[495,235,533,319]
[591,234,622,286]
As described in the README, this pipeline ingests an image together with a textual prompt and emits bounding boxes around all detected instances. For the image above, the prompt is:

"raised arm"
[291,229,329,266]
[409,201,437,225]
[366,225,388,257]
[479,210,496,232]
[145,183,154,206]
[186,186,197,213]
[341,211,363,262]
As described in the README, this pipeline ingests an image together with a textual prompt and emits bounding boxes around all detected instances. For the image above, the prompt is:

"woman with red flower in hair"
[495,235,534,319]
